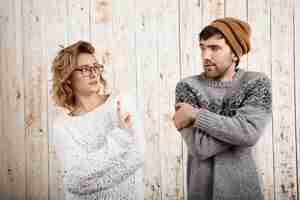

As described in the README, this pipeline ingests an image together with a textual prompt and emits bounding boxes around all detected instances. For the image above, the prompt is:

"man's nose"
[201,49,212,60]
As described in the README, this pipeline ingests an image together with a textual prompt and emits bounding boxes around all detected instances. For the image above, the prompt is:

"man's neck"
[218,63,237,81]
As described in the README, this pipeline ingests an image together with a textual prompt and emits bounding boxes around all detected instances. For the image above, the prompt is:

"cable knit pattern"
[52,92,144,200]
[175,69,272,200]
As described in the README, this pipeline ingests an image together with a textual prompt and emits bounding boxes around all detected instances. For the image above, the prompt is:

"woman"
[51,40,144,199]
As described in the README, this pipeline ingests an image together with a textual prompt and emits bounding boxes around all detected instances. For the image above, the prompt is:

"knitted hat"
[209,17,251,58]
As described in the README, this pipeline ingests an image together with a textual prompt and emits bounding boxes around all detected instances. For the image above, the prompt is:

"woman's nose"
[88,71,96,79]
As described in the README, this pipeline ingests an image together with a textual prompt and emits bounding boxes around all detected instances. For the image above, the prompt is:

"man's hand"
[173,102,198,130]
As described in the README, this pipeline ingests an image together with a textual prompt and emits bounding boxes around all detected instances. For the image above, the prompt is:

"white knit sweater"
[52,92,145,200]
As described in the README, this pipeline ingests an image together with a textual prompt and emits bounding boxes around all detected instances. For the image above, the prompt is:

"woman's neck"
[73,93,107,115]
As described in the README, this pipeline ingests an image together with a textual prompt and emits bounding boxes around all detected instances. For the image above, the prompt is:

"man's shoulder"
[177,74,203,87]
[242,70,271,82]
[240,70,272,96]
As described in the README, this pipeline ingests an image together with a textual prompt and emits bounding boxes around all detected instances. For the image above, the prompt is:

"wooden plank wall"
[0,0,299,199]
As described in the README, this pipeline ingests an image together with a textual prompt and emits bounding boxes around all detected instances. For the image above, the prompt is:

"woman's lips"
[88,81,98,85]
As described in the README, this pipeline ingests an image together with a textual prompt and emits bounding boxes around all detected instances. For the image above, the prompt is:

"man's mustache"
[203,59,215,66]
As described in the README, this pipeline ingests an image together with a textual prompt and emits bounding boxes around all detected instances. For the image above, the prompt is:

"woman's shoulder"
[52,110,70,131]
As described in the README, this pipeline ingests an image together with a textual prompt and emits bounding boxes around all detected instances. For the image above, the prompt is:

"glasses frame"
[73,63,104,78]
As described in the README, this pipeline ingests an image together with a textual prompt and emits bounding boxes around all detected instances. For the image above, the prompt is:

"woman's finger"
[124,113,131,123]
[117,100,121,111]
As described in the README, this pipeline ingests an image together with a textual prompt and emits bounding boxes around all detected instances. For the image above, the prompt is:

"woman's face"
[69,53,102,96]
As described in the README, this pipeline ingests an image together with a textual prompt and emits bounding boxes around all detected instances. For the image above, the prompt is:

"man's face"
[199,34,237,80]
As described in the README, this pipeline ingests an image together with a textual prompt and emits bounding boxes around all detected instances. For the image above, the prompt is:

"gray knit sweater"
[175,69,272,200]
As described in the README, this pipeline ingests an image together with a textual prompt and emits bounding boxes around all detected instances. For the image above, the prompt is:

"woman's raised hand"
[117,99,133,129]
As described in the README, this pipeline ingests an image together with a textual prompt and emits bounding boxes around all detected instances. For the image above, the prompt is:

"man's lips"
[204,65,216,70]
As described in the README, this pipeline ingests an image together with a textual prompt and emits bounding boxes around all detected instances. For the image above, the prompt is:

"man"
[173,17,272,200]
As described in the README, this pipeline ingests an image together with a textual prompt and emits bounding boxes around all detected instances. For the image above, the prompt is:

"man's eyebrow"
[199,43,220,48]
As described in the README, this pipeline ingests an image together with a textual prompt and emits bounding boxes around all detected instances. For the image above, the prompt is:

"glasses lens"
[75,63,103,77]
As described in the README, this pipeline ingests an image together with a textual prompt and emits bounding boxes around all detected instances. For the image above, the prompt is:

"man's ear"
[232,53,238,62]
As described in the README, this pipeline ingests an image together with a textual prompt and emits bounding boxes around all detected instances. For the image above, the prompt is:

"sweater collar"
[199,68,245,88]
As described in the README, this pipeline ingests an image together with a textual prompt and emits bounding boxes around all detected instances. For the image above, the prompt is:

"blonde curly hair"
[51,40,107,112]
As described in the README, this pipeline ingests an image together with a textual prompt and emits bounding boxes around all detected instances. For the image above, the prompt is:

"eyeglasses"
[73,63,104,78]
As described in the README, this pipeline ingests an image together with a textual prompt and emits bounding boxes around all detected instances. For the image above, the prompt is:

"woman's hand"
[117,99,133,129]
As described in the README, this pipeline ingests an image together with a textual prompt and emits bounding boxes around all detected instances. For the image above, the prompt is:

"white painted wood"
[0,2,8,199]
[202,0,225,26]
[67,0,90,43]
[0,0,26,199]
[22,0,49,199]
[1,1,300,199]
[111,0,136,93]
[180,0,202,77]
[135,0,162,199]
[156,0,184,199]
[43,0,68,199]
[271,0,298,199]
[294,0,300,199]
[248,0,274,199]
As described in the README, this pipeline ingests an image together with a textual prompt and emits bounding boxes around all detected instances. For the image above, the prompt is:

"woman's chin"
[78,87,101,95]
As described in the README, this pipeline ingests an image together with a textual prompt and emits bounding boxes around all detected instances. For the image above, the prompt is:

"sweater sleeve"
[175,81,232,160]
[53,98,144,195]
[193,76,272,146]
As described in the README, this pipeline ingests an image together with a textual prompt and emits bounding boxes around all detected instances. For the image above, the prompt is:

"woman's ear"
[66,80,72,85]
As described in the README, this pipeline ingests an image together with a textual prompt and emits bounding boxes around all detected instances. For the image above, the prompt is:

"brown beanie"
[209,17,251,58]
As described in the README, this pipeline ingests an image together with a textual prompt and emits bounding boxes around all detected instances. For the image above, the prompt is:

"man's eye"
[211,46,219,51]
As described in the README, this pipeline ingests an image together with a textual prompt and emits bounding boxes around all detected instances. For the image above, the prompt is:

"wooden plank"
[247,0,274,199]
[0,2,9,199]
[225,0,247,19]
[294,0,300,197]
[271,0,298,199]
[0,0,26,199]
[90,0,115,90]
[68,0,90,43]
[156,1,184,199]
[110,0,137,93]
[179,0,202,199]
[22,0,49,199]
[0,2,7,198]
[43,0,68,199]
[135,0,162,199]
[180,0,202,77]
[225,0,247,69]
[202,0,225,26]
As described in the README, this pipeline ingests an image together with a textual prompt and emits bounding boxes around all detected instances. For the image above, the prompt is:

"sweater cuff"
[193,109,218,131]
